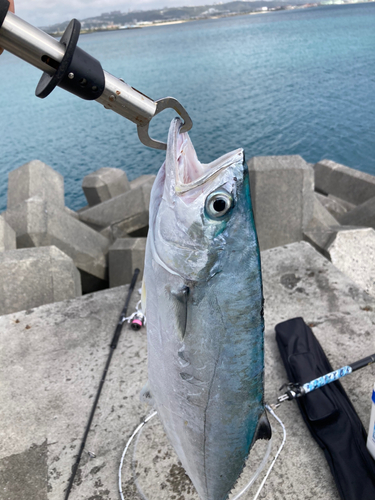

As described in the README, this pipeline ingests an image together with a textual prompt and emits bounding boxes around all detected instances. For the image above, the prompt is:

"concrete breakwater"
[1,156,375,500]
[1,156,375,316]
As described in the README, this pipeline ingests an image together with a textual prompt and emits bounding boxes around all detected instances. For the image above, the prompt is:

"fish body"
[142,118,269,500]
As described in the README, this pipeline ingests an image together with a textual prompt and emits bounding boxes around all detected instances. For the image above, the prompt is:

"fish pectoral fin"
[170,285,189,340]
[140,381,155,407]
[254,412,272,441]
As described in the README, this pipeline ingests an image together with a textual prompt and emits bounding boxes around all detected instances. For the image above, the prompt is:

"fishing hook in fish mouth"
[137,97,193,150]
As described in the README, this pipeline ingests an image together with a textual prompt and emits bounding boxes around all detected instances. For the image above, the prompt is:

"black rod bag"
[275,317,375,500]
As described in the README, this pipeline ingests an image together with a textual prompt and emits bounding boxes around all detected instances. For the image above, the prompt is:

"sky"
[11,0,220,27]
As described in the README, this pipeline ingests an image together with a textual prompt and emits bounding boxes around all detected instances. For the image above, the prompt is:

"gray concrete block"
[82,167,131,206]
[303,225,360,259]
[99,225,115,243]
[315,192,348,219]
[4,197,109,280]
[337,196,375,229]
[1,243,374,499]
[304,227,336,256]
[129,174,156,190]
[306,194,339,231]
[326,227,375,298]
[79,176,153,234]
[314,159,375,205]
[328,194,356,212]
[76,204,89,213]
[302,195,339,255]
[64,206,79,219]
[112,211,149,238]
[79,269,108,295]
[0,246,81,315]
[7,160,64,209]
[247,155,315,250]
[100,215,150,243]
[109,237,146,287]
[0,215,16,251]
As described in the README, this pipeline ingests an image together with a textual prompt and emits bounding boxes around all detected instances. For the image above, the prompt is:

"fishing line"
[132,418,152,500]
[118,411,158,500]
[128,412,271,500]
[118,405,286,500]
[131,415,272,500]
[230,437,272,500]
[251,404,287,500]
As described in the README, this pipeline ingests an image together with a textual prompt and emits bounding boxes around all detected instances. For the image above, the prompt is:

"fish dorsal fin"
[254,412,272,442]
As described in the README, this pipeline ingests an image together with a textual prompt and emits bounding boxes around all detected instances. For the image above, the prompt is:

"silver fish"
[142,117,271,500]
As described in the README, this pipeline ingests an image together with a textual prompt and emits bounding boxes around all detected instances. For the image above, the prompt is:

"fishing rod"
[64,268,140,500]
[0,0,192,150]
[277,353,375,404]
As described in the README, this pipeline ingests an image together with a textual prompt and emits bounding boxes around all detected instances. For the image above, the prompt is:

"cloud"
[13,0,210,27]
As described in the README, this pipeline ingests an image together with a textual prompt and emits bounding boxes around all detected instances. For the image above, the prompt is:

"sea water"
[0,3,374,210]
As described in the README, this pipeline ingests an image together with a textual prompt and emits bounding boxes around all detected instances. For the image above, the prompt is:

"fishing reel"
[130,312,145,331]
[123,300,146,331]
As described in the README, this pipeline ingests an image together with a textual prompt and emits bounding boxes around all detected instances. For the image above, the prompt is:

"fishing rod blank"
[278,353,375,404]
[64,268,140,500]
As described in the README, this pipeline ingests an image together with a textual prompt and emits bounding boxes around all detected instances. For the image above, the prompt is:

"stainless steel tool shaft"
[0,3,192,149]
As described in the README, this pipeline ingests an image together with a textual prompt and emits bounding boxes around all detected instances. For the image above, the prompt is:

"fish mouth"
[167,118,243,194]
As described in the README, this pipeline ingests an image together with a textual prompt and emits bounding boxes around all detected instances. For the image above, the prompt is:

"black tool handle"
[350,353,375,372]
[0,0,9,29]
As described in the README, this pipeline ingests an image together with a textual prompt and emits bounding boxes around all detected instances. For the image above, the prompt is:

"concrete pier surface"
[1,242,374,500]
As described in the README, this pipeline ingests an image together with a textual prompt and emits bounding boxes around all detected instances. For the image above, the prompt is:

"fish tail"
[253,411,272,442]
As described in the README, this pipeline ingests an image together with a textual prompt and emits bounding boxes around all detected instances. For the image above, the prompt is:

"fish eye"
[205,189,233,220]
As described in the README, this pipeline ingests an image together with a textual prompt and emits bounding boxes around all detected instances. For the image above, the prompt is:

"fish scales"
[142,118,269,500]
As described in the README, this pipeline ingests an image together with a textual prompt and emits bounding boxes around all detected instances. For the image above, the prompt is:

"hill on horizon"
[43,0,310,32]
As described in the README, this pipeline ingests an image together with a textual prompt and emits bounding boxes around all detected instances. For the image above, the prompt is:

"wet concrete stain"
[0,441,48,500]
[87,491,111,500]
[90,462,106,475]
[166,462,194,496]
[49,467,62,480]
[94,478,104,488]
[74,466,83,486]
[119,477,138,499]
[280,273,301,289]
[312,268,340,313]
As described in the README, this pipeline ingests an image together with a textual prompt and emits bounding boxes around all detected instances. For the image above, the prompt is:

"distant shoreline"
[141,10,274,28]
[46,6,308,36]
[45,1,375,37]
[46,2,375,37]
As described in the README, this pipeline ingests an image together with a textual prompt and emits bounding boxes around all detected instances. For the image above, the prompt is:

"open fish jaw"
[143,118,268,500]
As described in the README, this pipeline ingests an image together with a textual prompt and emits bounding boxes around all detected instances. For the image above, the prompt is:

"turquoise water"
[0,3,374,210]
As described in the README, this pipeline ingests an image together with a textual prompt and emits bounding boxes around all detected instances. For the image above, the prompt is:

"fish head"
[149,117,254,282]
